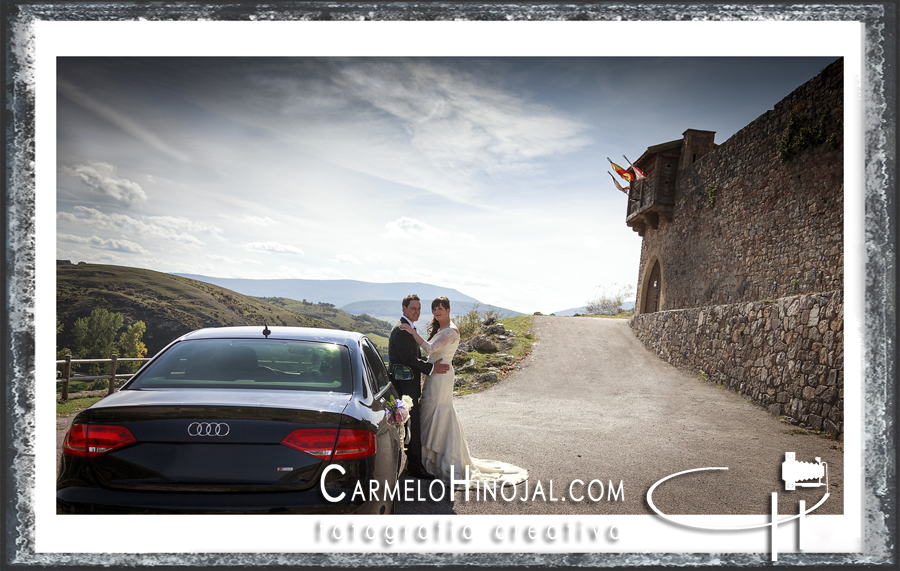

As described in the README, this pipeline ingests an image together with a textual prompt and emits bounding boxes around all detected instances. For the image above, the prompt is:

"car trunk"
[77,389,354,492]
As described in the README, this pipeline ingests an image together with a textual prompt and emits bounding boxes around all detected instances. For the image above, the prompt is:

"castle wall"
[631,291,843,438]
[635,59,843,311]
[629,59,844,437]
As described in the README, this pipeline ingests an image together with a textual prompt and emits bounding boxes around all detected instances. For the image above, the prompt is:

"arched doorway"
[642,260,661,313]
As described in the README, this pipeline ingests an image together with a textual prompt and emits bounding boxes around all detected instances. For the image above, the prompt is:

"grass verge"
[453,315,535,396]
[57,396,104,417]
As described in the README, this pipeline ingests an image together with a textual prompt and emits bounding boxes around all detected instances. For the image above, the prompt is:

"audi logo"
[187,422,230,437]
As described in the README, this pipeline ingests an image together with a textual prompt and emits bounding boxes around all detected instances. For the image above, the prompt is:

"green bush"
[454,302,503,342]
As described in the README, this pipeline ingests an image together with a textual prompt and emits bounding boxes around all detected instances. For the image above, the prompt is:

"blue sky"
[56,56,837,314]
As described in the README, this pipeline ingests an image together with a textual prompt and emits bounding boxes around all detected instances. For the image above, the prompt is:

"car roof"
[175,326,366,345]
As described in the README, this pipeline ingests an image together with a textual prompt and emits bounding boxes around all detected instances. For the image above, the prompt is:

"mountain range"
[174,274,477,307]
[174,274,523,322]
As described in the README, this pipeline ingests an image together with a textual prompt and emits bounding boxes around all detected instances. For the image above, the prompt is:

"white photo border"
[5,1,895,568]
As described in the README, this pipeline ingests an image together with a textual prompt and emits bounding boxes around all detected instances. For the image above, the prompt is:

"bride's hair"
[427,297,451,341]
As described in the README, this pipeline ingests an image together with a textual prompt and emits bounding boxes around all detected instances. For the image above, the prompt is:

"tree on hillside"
[117,321,148,373]
[72,309,124,374]
[56,316,73,363]
[69,309,150,375]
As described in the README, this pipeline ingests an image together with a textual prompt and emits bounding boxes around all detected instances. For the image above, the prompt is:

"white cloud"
[62,162,148,206]
[335,59,591,176]
[384,217,443,240]
[334,254,362,265]
[207,254,239,263]
[244,241,305,255]
[57,207,215,247]
[415,270,495,290]
[206,255,264,266]
[220,214,278,226]
[147,215,226,241]
[57,233,150,255]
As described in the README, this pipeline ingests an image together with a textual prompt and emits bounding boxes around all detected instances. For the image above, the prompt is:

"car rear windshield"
[127,339,353,393]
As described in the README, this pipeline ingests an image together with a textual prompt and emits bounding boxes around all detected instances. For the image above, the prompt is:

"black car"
[57,326,404,514]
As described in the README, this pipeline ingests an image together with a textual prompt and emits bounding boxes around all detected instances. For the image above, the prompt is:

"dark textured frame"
[3,1,895,568]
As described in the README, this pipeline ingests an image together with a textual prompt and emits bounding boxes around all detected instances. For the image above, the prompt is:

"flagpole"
[623,155,646,180]
[608,172,629,194]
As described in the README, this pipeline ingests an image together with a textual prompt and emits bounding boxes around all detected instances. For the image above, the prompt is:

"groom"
[388,294,449,481]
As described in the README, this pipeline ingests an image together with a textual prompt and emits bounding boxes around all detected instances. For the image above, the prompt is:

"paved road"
[396,315,843,515]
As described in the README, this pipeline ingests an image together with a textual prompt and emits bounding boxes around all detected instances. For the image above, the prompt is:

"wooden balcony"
[625,152,678,236]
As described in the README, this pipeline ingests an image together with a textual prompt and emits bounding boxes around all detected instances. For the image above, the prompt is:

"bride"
[399,296,528,490]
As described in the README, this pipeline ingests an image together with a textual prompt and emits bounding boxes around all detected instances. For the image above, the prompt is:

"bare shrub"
[585,283,634,316]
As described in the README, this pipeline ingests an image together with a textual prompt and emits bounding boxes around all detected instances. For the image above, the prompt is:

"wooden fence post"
[62,355,72,401]
[108,354,118,396]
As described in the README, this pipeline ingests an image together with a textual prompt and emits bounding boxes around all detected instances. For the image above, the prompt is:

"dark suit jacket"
[387,319,433,400]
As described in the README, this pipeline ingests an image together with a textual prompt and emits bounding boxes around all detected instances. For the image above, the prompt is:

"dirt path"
[398,315,843,515]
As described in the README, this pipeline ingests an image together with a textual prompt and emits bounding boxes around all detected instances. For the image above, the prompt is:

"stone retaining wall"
[630,291,843,439]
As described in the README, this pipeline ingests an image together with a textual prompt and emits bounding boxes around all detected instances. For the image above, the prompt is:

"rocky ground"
[451,316,532,395]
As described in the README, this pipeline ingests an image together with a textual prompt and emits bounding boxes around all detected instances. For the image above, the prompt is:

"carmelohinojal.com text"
[321,465,624,504]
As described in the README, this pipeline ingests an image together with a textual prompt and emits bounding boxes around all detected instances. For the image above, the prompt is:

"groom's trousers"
[395,377,425,468]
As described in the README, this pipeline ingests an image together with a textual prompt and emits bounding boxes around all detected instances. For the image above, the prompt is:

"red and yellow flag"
[608,158,634,182]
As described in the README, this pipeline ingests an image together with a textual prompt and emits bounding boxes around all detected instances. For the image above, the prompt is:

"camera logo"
[647,452,831,561]
[782,451,828,490]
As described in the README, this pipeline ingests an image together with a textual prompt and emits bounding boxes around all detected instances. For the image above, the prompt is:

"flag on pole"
[608,158,634,182]
[608,172,630,194]
[623,155,647,180]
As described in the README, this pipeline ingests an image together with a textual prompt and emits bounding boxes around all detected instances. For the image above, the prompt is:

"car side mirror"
[391,364,413,382]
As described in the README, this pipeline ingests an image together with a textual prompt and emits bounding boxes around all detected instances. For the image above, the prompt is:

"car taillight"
[62,424,137,458]
[332,429,377,460]
[281,428,376,460]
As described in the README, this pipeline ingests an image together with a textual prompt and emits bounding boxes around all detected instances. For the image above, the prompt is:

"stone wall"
[630,291,844,438]
[628,60,844,437]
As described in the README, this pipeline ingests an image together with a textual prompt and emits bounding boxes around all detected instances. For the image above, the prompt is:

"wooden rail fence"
[56,354,150,401]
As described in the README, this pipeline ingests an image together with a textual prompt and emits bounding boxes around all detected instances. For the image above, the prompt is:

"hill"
[56,262,386,357]
[258,297,392,351]
[174,274,478,308]
[341,299,523,326]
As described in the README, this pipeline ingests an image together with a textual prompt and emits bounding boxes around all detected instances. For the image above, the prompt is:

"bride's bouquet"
[384,394,414,429]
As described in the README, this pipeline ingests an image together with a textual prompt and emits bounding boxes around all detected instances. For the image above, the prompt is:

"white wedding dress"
[417,322,528,490]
